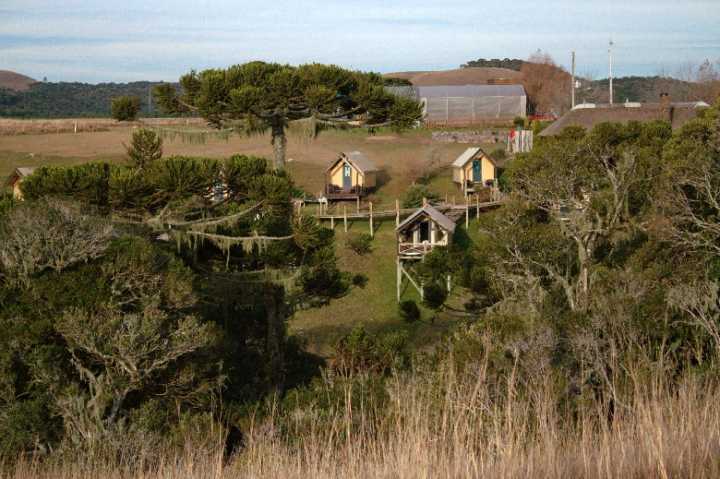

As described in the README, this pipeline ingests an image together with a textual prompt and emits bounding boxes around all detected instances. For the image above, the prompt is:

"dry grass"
[0,118,207,136]
[6,358,720,479]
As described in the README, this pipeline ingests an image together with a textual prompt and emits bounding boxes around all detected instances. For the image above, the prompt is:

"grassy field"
[0,125,500,355]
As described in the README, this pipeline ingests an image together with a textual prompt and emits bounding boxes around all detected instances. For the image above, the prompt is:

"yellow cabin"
[325,151,378,200]
[5,167,37,200]
[396,205,456,259]
[452,147,498,193]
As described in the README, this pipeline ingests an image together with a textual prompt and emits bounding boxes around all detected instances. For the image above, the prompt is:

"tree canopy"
[153,61,423,169]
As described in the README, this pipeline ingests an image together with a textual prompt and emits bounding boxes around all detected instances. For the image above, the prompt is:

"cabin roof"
[397,205,457,234]
[5,166,37,186]
[326,151,378,174]
[539,101,710,137]
[452,147,497,168]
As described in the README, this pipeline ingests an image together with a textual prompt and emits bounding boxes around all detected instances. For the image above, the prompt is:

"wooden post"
[395,199,400,227]
[447,274,451,292]
[476,193,480,217]
[356,197,360,214]
[465,203,469,229]
[452,195,455,207]
[369,201,374,237]
[397,258,402,302]
[422,197,428,207]
[330,216,335,230]
[344,205,348,233]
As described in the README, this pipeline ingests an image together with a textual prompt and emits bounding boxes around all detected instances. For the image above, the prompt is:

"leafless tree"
[0,200,113,287]
[53,303,215,445]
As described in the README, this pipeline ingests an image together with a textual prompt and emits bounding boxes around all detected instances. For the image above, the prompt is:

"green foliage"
[346,233,373,255]
[461,58,525,70]
[0,81,167,118]
[111,95,141,121]
[154,61,422,168]
[402,184,441,208]
[399,300,420,323]
[332,326,408,375]
[423,283,448,310]
[126,128,163,169]
[21,163,111,207]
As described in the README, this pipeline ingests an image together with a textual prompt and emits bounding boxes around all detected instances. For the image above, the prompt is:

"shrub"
[402,184,441,208]
[399,300,420,323]
[423,283,447,310]
[347,233,373,255]
[352,273,368,288]
[126,128,163,169]
[111,96,141,121]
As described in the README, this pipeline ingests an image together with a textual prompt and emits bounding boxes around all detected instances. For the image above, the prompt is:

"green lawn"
[289,215,484,357]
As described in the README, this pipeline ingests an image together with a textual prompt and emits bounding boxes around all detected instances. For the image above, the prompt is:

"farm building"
[324,151,378,200]
[385,68,527,126]
[396,205,456,259]
[540,95,710,137]
[452,148,500,193]
[5,167,36,200]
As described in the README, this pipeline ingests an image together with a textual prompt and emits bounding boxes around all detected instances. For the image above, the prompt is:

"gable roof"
[5,166,37,186]
[397,205,457,234]
[451,147,500,168]
[539,101,709,137]
[326,151,378,174]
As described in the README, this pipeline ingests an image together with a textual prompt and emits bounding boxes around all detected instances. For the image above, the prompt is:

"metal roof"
[452,147,483,167]
[417,84,526,99]
[397,205,457,234]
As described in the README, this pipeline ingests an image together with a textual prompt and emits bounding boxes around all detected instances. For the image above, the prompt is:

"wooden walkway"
[298,195,503,236]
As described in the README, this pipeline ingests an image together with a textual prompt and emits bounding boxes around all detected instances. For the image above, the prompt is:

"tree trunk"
[271,122,287,170]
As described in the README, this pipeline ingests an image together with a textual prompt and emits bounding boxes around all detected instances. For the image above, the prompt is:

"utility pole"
[571,51,576,109]
[608,40,614,105]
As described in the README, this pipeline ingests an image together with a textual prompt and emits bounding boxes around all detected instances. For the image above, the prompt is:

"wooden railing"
[398,242,437,257]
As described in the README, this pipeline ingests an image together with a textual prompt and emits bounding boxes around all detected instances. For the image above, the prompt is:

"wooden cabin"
[396,205,456,259]
[5,167,37,200]
[324,151,378,200]
[452,147,498,193]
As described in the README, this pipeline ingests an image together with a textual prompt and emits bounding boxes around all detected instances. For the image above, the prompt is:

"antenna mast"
[608,40,614,105]
[571,51,576,109]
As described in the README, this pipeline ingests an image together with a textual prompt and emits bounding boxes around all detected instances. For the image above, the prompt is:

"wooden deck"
[398,242,441,259]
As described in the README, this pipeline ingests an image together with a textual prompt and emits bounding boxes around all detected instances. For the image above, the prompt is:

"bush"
[402,184,441,208]
[423,283,447,310]
[347,233,373,255]
[126,128,163,169]
[352,273,368,288]
[111,96,141,121]
[399,300,420,323]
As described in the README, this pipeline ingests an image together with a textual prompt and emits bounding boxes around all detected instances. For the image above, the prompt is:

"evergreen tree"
[153,62,422,169]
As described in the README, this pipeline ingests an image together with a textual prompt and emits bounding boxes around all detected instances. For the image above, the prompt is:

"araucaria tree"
[153,62,423,169]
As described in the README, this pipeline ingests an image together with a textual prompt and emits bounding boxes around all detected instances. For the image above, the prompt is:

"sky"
[1,0,719,84]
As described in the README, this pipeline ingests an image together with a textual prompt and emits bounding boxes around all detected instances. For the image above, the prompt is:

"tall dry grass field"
[5,355,720,479]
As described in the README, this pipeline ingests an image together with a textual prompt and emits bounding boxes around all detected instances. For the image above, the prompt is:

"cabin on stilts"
[396,204,456,301]
[396,204,456,259]
[452,147,500,194]
[324,151,378,200]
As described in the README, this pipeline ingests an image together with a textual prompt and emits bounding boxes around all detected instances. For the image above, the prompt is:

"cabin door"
[472,159,481,182]
[343,164,352,191]
[419,221,430,243]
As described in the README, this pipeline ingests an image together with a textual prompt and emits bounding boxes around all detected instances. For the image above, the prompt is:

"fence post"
[369,201,374,238]
[476,193,480,217]
[344,205,348,233]
[465,203,469,229]
[356,197,360,214]
[330,216,335,230]
[395,199,400,227]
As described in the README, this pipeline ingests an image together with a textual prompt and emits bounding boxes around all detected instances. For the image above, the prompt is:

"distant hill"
[384,67,522,86]
[582,76,705,104]
[0,70,37,92]
[0,79,181,118]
